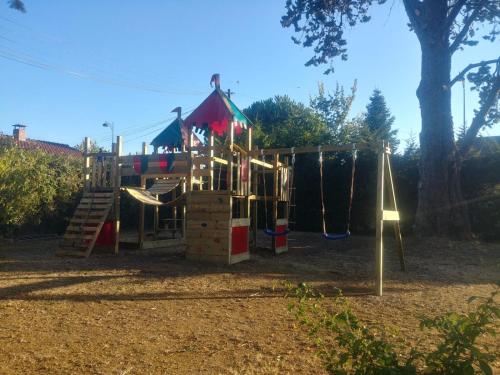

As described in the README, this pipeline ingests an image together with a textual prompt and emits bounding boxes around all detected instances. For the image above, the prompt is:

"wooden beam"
[138,142,148,249]
[208,132,215,190]
[272,154,279,253]
[249,142,371,157]
[375,143,385,296]
[382,210,400,221]
[83,137,91,191]
[250,158,273,169]
[384,153,406,271]
[113,136,122,254]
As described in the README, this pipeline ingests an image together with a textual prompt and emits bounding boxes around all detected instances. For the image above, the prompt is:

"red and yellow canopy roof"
[184,89,252,136]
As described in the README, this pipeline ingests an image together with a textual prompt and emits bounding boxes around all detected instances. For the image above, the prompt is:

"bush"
[286,283,499,374]
[0,140,82,236]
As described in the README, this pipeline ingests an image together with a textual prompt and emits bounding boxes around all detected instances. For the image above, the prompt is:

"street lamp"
[102,121,115,152]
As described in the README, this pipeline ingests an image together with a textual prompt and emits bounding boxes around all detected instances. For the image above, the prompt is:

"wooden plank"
[213,156,228,165]
[231,218,250,227]
[375,144,385,297]
[64,233,97,240]
[186,229,229,239]
[66,225,99,232]
[382,210,400,221]
[250,158,273,169]
[83,192,113,198]
[384,153,406,271]
[186,212,230,222]
[79,197,113,203]
[69,217,106,224]
[187,220,230,230]
[229,252,250,264]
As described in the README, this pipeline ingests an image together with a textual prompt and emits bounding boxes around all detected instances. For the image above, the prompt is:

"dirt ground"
[0,233,499,374]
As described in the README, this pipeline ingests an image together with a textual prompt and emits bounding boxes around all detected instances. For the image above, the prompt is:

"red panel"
[240,158,249,183]
[95,220,115,246]
[231,226,249,255]
[275,225,288,248]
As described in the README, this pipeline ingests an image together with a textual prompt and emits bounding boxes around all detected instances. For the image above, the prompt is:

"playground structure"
[58,75,404,296]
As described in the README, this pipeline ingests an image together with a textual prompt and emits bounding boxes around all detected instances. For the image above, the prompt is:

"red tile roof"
[0,135,82,157]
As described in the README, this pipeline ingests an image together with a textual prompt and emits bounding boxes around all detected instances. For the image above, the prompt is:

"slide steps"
[56,191,114,258]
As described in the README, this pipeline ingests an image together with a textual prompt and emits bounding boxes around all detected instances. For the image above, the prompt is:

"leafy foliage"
[287,283,499,374]
[244,95,329,148]
[281,0,387,74]
[8,0,25,12]
[0,139,82,236]
[74,139,108,153]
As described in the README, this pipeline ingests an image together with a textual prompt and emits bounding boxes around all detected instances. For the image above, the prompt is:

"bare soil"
[0,233,499,374]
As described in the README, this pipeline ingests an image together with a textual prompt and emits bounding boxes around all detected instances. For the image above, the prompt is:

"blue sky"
[0,1,498,154]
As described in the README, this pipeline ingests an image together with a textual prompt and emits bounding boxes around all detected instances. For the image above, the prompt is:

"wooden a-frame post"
[375,141,405,296]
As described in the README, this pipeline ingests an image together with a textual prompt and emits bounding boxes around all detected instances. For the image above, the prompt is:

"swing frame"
[249,141,405,296]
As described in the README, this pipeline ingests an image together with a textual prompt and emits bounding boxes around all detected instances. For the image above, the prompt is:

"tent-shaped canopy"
[150,118,186,150]
[183,89,252,136]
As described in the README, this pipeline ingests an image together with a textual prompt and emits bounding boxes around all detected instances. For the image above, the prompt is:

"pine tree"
[363,89,399,150]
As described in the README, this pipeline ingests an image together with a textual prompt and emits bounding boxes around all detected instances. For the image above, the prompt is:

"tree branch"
[445,0,468,30]
[459,74,500,157]
[449,5,483,53]
[402,0,423,36]
[450,58,500,87]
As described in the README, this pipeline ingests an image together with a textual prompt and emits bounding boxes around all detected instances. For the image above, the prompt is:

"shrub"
[0,140,82,236]
[286,283,499,374]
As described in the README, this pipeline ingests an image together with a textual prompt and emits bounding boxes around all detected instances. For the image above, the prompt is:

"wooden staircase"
[57,191,114,258]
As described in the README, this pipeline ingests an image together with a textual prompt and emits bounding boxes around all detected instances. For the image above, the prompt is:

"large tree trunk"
[414,23,472,238]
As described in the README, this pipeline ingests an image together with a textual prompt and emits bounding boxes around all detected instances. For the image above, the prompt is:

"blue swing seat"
[263,228,290,237]
[322,231,350,241]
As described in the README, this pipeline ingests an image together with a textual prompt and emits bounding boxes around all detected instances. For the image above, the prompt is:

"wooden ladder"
[57,191,114,258]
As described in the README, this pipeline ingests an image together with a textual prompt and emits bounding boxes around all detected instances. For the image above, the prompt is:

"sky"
[0,0,498,154]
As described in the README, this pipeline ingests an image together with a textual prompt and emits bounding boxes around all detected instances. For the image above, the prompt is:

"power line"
[0,44,210,96]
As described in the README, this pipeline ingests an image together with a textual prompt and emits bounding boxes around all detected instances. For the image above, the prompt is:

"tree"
[310,81,358,143]
[361,89,399,151]
[74,139,107,153]
[281,0,499,238]
[244,95,328,148]
[404,131,420,159]
[7,0,25,12]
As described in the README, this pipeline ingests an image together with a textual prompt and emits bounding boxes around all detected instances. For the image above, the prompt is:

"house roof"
[183,89,252,136]
[0,135,82,157]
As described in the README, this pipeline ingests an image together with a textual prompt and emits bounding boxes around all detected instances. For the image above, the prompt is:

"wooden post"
[251,149,258,251]
[272,154,279,252]
[187,125,194,192]
[182,178,186,238]
[153,179,159,240]
[226,119,234,194]
[209,132,215,191]
[375,142,385,296]
[384,153,406,271]
[172,185,177,238]
[113,136,122,254]
[83,137,91,191]
[138,142,148,249]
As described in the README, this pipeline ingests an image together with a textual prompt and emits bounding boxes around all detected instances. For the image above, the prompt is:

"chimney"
[13,124,27,141]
